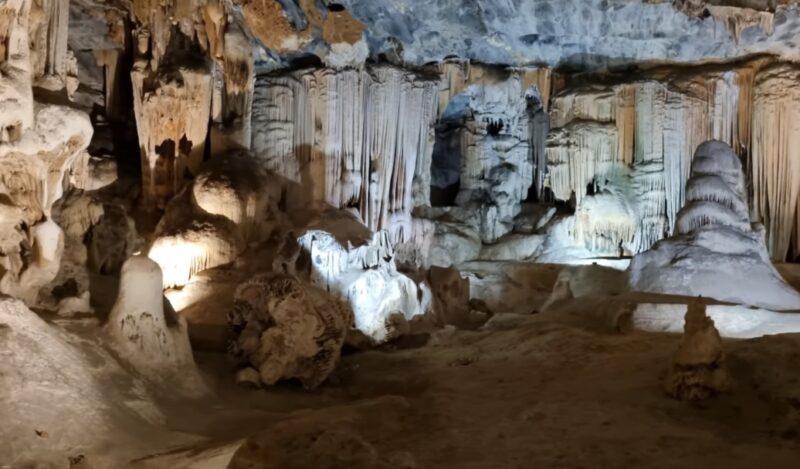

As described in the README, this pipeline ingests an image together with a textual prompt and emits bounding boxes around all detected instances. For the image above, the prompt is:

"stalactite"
[545,121,619,203]
[574,191,637,255]
[211,20,255,155]
[28,0,76,94]
[131,30,213,209]
[751,64,800,260]
[736,67,755,157]
[615,85,636,166]
[550,87,616,129]
[1,0,34,141]
[252,65,438,242]
[632,81,668,253]
[94,49,123,119]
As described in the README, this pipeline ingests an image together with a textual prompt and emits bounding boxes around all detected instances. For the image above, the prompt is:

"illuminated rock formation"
[107,255,206,395]
[296,225,424,344]
[149,152,273,288]
[149,189,244,289]
[433,63,550,243]
[664,300,730,401]
[227,273,352,389]
[629,140,800,311]
[545,71,750,256]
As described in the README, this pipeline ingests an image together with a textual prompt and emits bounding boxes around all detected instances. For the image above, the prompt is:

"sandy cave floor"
[115,307,800,468]
[8,260,799,468]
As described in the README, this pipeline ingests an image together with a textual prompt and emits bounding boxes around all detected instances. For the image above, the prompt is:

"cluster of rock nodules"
[629,140,800,311]
[228,273,352,390]
[664,300,730,401]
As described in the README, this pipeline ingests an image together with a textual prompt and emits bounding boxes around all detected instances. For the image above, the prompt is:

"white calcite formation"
[296,227,424,344]
[0,104,93,304]
[107,256,206,396]
[664,300,730,401]
[252,65,438,242]
[149,189,244,289]
[227,273,352,389]
[545,71,749,257]
[433,63,550,244]
[0,0,94,308]
[629,140,800,311]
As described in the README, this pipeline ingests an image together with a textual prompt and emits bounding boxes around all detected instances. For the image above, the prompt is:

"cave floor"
[126,309,800,469]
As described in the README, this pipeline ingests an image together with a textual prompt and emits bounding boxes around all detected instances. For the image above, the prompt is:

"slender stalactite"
[252,65,437,242]
[751,64,800,260]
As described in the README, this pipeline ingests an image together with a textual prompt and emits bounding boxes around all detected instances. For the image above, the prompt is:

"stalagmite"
[149,189,244,289]
[227,273,352,389]
[191,152,270,242]
[107,256,206,396]
[751,64,800,260]
[629,140,800,311]
[664,299,730,401]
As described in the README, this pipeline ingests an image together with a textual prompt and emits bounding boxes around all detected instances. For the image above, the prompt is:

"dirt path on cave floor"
[129,309,800,469]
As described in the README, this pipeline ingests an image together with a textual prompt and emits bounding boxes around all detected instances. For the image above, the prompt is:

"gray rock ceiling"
[68,0,800,72]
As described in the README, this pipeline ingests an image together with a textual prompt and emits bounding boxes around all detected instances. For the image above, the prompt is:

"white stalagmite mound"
[227,273,352,389]
[293,213,425,343]
[107,255,206,396]
[629,140,800,311]
[664,300,730,401]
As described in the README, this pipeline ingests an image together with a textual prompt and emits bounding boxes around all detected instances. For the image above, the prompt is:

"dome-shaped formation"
[629,140,800,311]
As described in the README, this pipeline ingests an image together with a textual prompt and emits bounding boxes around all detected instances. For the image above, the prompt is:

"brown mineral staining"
[241,0,310,53]
[322,8,366,45]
